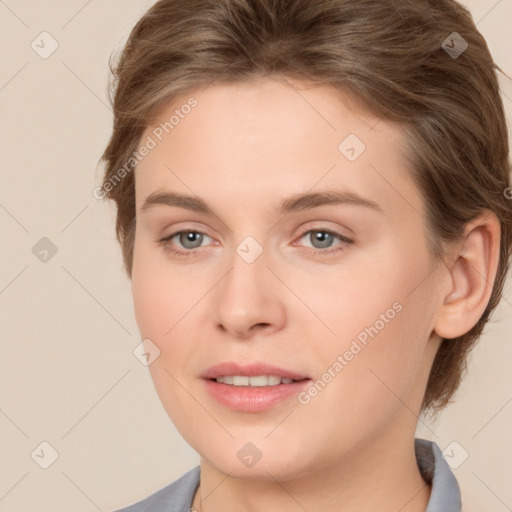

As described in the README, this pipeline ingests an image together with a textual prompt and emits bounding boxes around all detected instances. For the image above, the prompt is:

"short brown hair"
[100,0,512,415]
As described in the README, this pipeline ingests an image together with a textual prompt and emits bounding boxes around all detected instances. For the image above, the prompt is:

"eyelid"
[297,226,354,242]
[293,222,354,244]
[159,221,215,241]
[159,228,213,245]
[296,218,355,238]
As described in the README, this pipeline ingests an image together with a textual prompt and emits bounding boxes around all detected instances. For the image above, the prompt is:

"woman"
[100,0,512,510]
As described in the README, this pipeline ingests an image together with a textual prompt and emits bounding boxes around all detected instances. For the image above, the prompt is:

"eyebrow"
[140,189,382,215]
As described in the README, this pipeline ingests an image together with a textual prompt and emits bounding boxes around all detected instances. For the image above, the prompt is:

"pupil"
[313,231,332,248]
[182,232,202,248]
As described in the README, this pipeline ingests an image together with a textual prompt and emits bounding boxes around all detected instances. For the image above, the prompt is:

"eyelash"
[158,228,353,258]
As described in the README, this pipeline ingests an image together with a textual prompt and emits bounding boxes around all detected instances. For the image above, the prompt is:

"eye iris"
[312,231,334,249]
[180,232,203,249]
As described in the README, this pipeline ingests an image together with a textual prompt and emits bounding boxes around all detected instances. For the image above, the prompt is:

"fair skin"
[131,77,500,512]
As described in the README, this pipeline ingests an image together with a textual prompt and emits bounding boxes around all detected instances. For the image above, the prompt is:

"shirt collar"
[415,438,462,511]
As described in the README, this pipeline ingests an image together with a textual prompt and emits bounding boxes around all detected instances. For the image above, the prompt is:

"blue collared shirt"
[115,438,461,512]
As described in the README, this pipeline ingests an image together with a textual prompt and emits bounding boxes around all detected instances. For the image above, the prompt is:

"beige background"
[0,1,511,511]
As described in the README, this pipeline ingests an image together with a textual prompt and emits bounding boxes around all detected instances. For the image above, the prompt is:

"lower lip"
[203,379,311,412]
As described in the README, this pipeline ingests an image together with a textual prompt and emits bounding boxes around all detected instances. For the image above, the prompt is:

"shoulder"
[114,466,200,512]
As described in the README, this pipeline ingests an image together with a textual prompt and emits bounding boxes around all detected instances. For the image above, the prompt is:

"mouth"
[201,362,311,412]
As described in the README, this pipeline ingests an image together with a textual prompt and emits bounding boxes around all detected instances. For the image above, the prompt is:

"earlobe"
[434,210,501,340]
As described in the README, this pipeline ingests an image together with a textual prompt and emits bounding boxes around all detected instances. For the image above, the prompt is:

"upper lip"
[201,362,310,381]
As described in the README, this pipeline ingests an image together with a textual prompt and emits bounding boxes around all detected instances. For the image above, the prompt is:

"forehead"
[134,78,422,219]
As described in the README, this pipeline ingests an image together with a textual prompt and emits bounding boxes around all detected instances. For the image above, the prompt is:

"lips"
[201,362,311,412]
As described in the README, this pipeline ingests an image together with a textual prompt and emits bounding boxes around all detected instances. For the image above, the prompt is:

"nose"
[212,246,286,340]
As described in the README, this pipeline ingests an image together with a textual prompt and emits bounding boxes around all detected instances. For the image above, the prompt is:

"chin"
[197,437,321,482]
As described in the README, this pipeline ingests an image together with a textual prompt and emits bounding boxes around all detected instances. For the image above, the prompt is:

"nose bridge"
[212,235,285,337]
[221,238,268,311]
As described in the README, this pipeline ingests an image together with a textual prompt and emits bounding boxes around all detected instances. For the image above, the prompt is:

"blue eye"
[303,230,338,249]
[159,228,353,258]
[175,231,207,250]
[159,230,212,257]
[296,228,353,256]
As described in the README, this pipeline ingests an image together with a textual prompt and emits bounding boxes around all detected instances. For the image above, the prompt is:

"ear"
[433,210,501,339]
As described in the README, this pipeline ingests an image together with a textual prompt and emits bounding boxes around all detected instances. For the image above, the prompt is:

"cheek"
[303,243,434,401]
[131,241,208,379]
[131,249,197,427]
[131,264,163,340]
[284,244,425,349]
[132,239,175,345]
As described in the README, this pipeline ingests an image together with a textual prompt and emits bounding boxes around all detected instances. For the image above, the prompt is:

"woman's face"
[131,78,443,480]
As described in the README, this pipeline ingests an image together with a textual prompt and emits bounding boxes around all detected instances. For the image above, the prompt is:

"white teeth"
[232,376,249,386]
[247,375,268,387]
[214,375,296,386]
[267,375,281,386]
